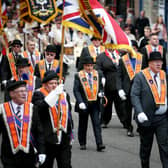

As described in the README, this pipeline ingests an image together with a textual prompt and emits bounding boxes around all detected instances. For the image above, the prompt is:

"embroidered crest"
[26,0,58,23]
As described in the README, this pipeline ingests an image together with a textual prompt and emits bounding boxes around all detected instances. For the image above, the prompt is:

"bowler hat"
[11,39,23,47]
[6,80,26,91]
[90,36,101,41]
[148,51,162,62]
[80,56,94,64]
[42,70,59,83]
[15,58,30,67]
[46,45,57,53]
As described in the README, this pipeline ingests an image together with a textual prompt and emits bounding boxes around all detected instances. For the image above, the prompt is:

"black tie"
[154,74,158,87]
[48,63,51,70]
[30,53,35,67]
[16,105,21,119]
[88,73,92,89]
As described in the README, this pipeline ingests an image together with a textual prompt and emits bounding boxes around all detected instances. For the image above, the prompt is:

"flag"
[62,0,93,35]
[20,0,33,23]
[0,1,7,31]
[79,0,131,45]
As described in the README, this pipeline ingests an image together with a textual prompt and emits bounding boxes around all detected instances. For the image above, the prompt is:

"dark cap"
[42,70,59,83]
[15,58,30,67]
[80,56,94,64]
[46,45,57,53]
[11,39,23,47]
[131,40,138,49]
[7,80,26,91]
[148,51,162,62]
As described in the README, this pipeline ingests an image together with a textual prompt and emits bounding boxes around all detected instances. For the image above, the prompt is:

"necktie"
[154,74,158,87]
[30,53,35,67]
[48,63,51,70]
[154,48,157,52]
[96,48,99,55]
[88,73,92,89]
[16,106,21,119]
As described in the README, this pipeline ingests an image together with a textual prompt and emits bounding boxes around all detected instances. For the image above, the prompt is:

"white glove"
[44,84,64,107]
[79,102,87,110]
[98,92,104,98]
[101,77,106,87]
[54,84,64,95]
[118,89,127,100]
[48,31,55,38]
[137,112,148,123]
[38,154,46,165]
[2,80,7,86]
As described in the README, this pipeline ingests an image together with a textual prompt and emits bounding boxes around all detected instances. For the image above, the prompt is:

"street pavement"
[0,62,162,168]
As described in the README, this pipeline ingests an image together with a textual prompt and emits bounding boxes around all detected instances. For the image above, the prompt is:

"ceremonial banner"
[20,0,33,23]
[62,0,93,35]
[79,0,131,45]
[26,0,58,24]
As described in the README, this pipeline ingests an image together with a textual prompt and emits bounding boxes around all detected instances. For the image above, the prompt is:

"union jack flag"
[62,0,93,35]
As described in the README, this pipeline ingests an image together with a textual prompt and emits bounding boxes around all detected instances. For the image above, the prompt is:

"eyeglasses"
[13,45,21,48]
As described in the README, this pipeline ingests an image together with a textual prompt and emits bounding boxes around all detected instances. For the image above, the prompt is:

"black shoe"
[101,124,108,128]
[97,144,106,152]
[127,130,134,137]
[80,145,86,150]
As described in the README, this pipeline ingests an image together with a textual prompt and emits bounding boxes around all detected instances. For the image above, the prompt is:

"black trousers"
[40,134,72,168]
[138,117,168,168]
[78,102,103,146]
[121,95,133,131]
[102,90,125,126]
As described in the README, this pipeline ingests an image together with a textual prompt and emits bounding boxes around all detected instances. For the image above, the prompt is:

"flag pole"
[57,1,65,136]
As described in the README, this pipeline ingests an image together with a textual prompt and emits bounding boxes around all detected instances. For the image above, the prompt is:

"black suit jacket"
[131,71,168,126]
[0,54,12,83]
[140,45,167,72]
[96,52,118,92]
[32,91,73,144]
[73,70,104,112]
[0,103,45,166]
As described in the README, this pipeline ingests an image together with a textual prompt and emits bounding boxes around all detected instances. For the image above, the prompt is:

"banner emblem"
[26,0,57,23]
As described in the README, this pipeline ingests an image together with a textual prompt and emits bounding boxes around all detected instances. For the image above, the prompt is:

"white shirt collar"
[11,100,24,115]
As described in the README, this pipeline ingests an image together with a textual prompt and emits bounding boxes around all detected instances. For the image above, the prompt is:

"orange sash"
[23,51,40,74]
[2,102,33,154]
[38,59,59,79]
[142,68,166,105]
[122,53,142,80]
[8,53,18,80]
[146,45,163,58]
[88,45,105,62]
[39,87,68,132]
[79,70,99,101]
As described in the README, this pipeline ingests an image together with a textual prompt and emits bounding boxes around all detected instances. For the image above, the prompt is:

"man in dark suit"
[96,49,124,128]
[131,51,168,168]
[140,33,167,72]
[7,39,23,79]
[0,41,12,90]
[0,80,46,168]
[77,36,105,71]
[5,57,41,102]
[117,41,143,137]
[73,56,105,151]
[32,71,73,168]
[34,45,60,80]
